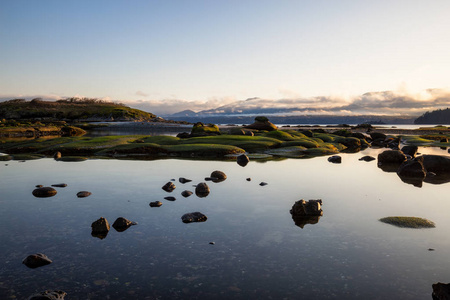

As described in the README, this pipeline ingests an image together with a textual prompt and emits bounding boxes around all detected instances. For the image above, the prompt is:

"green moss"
[379,216,435,228]
[12,154,45,160]
[97,143,167,156]
[400,135,434,145]
[261,130,297,141]
[138,136,180,145]
[313,133,335,143]
[266,146,307,158]
[191,123,220,135]
[163,144,245,157]
[179,135,283,151]
[281,139,319,148]
[0,154,12,161]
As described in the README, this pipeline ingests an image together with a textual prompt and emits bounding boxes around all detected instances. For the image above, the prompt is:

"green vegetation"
[379,216,436,228]
[414,108,450,124]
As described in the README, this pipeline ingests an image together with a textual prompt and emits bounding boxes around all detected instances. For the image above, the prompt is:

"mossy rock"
[313,133,335,143]
[60,125,86,136]
[179,135,283,151]
[163,144,245,157]
[266,146,307,158]
[191,122,220,136]
[97,143,167,156]
[400,135,434,146]
[0,154,12,161]
[379,216,435,228]
[138,136,180,145]
[262,130,297,141]
[281,139,320,148]
[12,154,45,160]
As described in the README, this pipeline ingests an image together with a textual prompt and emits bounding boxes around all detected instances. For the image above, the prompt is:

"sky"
[1,0,450,115]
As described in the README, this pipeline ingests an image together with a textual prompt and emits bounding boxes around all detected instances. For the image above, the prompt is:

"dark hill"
[414,108,450,124]
[0,98,156,122]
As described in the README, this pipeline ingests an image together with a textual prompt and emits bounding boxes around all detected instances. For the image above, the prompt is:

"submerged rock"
[162,182,176,192]
[327,155,342,163]
[28,290,67,300]
[91,217,110,239]
[379,216,435,228]
[32,187,57,198]
[195,182,210,197]
[179,177,192,184]
[77,191,91,198]
[432,282,450,300]
[112,217,137,232]
[23,253,52,269]
[237,154,250,167]
[181,212,207,223]
[51,183,67,188]
[149,201,162,207]
[181,190,193,198]
[211,170,227,182]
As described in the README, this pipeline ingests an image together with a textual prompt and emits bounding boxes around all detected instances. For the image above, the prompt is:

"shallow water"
[0,147,449,299]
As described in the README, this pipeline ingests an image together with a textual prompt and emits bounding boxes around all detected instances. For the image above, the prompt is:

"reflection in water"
[291,215,321,229]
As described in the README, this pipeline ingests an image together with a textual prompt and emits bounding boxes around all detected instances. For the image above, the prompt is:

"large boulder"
[378,150,407,165]
[195,182,210,197]
[243,116,277,131]
[181,212,207,223]
[91,217,110,239]
[23,253,52,269]
[432,282,450,300]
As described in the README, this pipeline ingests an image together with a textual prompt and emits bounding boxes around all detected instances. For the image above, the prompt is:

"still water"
[0,147,449,299]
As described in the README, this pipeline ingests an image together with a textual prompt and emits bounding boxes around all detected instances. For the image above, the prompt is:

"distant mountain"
[414,108,450,124]
[0,98,157,122]
[170,109,199,118]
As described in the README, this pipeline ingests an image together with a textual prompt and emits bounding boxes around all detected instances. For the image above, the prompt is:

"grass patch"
[379,216,435,228]
[163,144,245,157]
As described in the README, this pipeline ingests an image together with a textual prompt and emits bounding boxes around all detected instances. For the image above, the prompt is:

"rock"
[359,155,375,162]
[181,190,193,197]
[176,132,190,138]
[370,132,387,141]
[23,253,52,269]
[28,290,67,300]
[32,187,57,198]
[259,182,268,186]
[246,178,251,181]
[292,215,321,229]
[397,156,426,186]
[237,154,250,167]
[211,170,227,182]
[432,282,450,300]
[205,177,216,181]
[51,183,67,188]
[149,201,162,207]
[422,155,450,173]
[77,191,91,198]
[327,155,342,163]
[195,182,210,197]
[243,116,278,131]
[53,152,62,160]
[179,177,192,184]
[401,145,418,157]
[112,217,137,232]
[35,184,43,188]
[290,199,323,217]
[181,212,207,223]
[441,138,449,143]
[377,150,407,165]
[162,182,176,192]
[91,217,110,239]
[164,196,176,201]
[379,216,435,228]
[209,242,215,245]
[190,122,220,137]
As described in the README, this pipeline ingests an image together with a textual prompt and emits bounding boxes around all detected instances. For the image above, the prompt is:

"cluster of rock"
[91,216,137,239]
[377,146,450,186]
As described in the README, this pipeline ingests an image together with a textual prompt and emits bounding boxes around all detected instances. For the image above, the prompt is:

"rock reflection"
[290,199,323,229]
[291,215,321,229]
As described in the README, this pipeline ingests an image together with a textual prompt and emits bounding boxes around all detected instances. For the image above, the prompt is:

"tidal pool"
[0,147,449,299]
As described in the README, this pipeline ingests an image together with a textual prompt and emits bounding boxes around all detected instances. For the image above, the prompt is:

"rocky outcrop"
[181,212,207,223]
[112,217,136,232]
[28,290,67,300]
[91,217,110,239]
[23,253,52,269]
[243,116,277,131]
[32,187,57,198]
[195,182,210,197]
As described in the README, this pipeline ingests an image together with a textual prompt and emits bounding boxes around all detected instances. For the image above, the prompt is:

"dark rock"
[209,242,215,245]
[35,184,43,188]
[327,155,342,163]
[32,187,57,198]
[181,212,207,223]
[181,190,193,197]
[77,191,91,198]
[195,182,210,197]
[359,155,376,162]
[423,155,450,173]
[112,217,137,232]
[441,138,449,143]
[370,132,387,141]
[164,196,176,201]
[397,156,426,186]
[401,145,418,157]
[149,201,162,207]
[51,183,67,188]
[292,215,321,229]
[432,282,450,300]
[23,253,52,269]
[301,130,313,137]
[53,152,62,160]
[28,290,67,300]
[237,154,250,167]
[176,132,190,138]
[162,181,176,192]
[259,182,268,186]
[290,199,323,217]
[205,177,217,181]
[246,178,251,181]
[179,177,192,184]
[377,150,407,165]
[211,170,227,182]
[91,217,110,239]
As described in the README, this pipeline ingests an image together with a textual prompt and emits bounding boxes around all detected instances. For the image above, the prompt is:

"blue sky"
[1,0,450,114]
